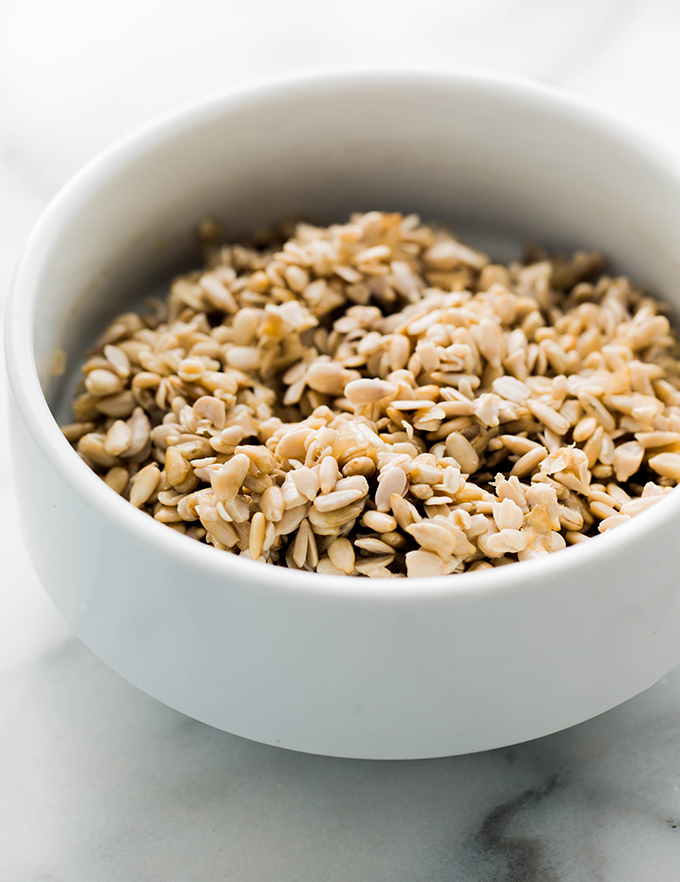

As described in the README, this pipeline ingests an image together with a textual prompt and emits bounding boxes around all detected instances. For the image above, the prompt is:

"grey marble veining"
[4,0,680,878]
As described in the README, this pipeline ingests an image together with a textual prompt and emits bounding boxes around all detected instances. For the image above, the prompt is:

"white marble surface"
[3,1,680,878]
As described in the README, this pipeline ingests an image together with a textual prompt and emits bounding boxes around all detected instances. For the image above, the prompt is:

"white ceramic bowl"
[7,67,680,759]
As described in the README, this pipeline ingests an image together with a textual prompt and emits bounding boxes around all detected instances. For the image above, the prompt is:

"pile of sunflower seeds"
[62,211,680,577]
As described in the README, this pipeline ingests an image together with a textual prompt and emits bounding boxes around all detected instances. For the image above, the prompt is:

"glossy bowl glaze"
[7,67,680,758]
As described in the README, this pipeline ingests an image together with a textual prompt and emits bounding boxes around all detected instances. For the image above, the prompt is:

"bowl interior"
[27,71,680,429]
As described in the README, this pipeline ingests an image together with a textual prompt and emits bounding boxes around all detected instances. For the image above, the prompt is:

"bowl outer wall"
[7,66,680,758]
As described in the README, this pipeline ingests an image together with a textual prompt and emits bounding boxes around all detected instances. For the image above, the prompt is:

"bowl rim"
[6,62,680,602]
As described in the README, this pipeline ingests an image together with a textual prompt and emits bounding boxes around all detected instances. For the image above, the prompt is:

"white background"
[3,1,680,879]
